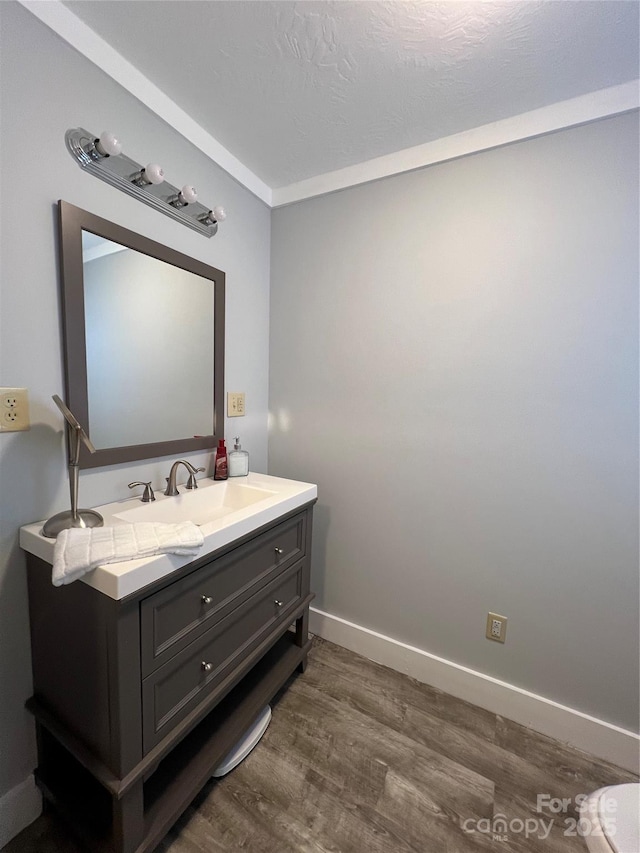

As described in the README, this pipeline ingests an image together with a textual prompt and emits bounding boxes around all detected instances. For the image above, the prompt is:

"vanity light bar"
[65,128,226,238]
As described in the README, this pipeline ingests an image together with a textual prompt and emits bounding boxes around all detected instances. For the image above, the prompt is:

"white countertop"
[20,473,317,600]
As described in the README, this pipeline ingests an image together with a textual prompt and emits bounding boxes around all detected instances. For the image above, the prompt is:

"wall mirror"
[58,200,225,469]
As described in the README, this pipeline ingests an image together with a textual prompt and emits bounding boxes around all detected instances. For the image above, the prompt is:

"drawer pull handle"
[275,547,284,556]
[201,595,213,605]
[274,599,284,608]
[201,661,213,673]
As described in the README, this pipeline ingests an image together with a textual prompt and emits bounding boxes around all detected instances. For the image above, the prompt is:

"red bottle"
[214,438,228,480]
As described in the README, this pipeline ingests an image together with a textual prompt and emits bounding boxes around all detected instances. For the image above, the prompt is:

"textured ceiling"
[63,1,639,189]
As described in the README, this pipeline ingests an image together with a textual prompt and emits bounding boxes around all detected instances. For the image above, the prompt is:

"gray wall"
[0,0,637,830]
[269,113,639,731]
[0,2,270,805]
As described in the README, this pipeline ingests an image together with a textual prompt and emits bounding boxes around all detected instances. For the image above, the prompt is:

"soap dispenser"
[213,438,228,480]
[228,436,249,477]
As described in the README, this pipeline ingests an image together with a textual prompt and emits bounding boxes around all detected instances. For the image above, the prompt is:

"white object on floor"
[579,783,640,853]
[52,522,204,586]
[212,706,272,778]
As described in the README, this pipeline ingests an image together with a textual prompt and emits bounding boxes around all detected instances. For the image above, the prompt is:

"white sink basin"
[20,472,317,600]
[113,481,277,526]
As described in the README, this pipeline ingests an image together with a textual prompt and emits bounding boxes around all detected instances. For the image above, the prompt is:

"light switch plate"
[0,387,30,432]
[227,392,245,417]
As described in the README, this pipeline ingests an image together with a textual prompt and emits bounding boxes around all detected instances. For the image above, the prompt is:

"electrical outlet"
[227,392,245,417]
[486,612,507,643]
[0,387,30,432]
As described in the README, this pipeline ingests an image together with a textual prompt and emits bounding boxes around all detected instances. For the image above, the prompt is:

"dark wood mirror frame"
[58,200,225,469]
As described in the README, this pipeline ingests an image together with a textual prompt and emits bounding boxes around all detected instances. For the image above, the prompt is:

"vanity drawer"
[140,511,306,675]
[142,564,303,752]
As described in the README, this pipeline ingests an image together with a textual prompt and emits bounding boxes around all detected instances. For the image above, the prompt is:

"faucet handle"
[128,481,155,503]
[186,467,206,490]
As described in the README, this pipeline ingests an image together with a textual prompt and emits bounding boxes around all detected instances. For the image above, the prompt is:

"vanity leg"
[295,607,309,647]
[295,608,309,673]
[33,721,52,815]
[112,780,144,853]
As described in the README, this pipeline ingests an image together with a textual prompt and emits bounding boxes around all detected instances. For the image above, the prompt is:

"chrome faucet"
[128,480,155,503]
[164,460,202,496]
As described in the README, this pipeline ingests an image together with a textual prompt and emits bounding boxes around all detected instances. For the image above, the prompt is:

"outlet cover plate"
[0,387,30,432]
[486,612,507,643]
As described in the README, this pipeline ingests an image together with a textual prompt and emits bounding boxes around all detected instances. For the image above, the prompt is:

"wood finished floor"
[7,637,638,853]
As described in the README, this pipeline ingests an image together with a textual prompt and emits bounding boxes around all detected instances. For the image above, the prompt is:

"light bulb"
[212,205,226,222]
[179,185,198,205]
[95,131,122,157]
[144,163,164,185]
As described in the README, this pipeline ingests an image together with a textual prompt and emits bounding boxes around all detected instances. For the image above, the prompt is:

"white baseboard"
[0,774,41,850]
[309,607,640,775]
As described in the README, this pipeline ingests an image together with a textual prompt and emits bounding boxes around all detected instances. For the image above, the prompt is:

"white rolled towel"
[52,522,204,587]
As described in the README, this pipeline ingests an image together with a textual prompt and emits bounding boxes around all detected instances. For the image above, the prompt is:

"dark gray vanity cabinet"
[25,503,315,853]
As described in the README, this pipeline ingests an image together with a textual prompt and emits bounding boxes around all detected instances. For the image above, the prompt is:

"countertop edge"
[20,475,317,600]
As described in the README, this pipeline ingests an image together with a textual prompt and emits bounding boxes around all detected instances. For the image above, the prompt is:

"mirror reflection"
[82,232,215,449]
[58,201,224,468]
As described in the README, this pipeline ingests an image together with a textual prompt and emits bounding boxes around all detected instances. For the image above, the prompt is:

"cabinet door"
[140,511,307,675]
[142,564,304,752]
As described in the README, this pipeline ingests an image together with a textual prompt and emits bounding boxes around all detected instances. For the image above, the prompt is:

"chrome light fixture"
[65,128,226,238]
[169,184,198,208]
[199,206,227,227]
[87,130,123,160]
[131,163,165,187]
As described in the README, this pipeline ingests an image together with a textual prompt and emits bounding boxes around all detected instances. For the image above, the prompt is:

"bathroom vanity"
[20,473,316,853]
